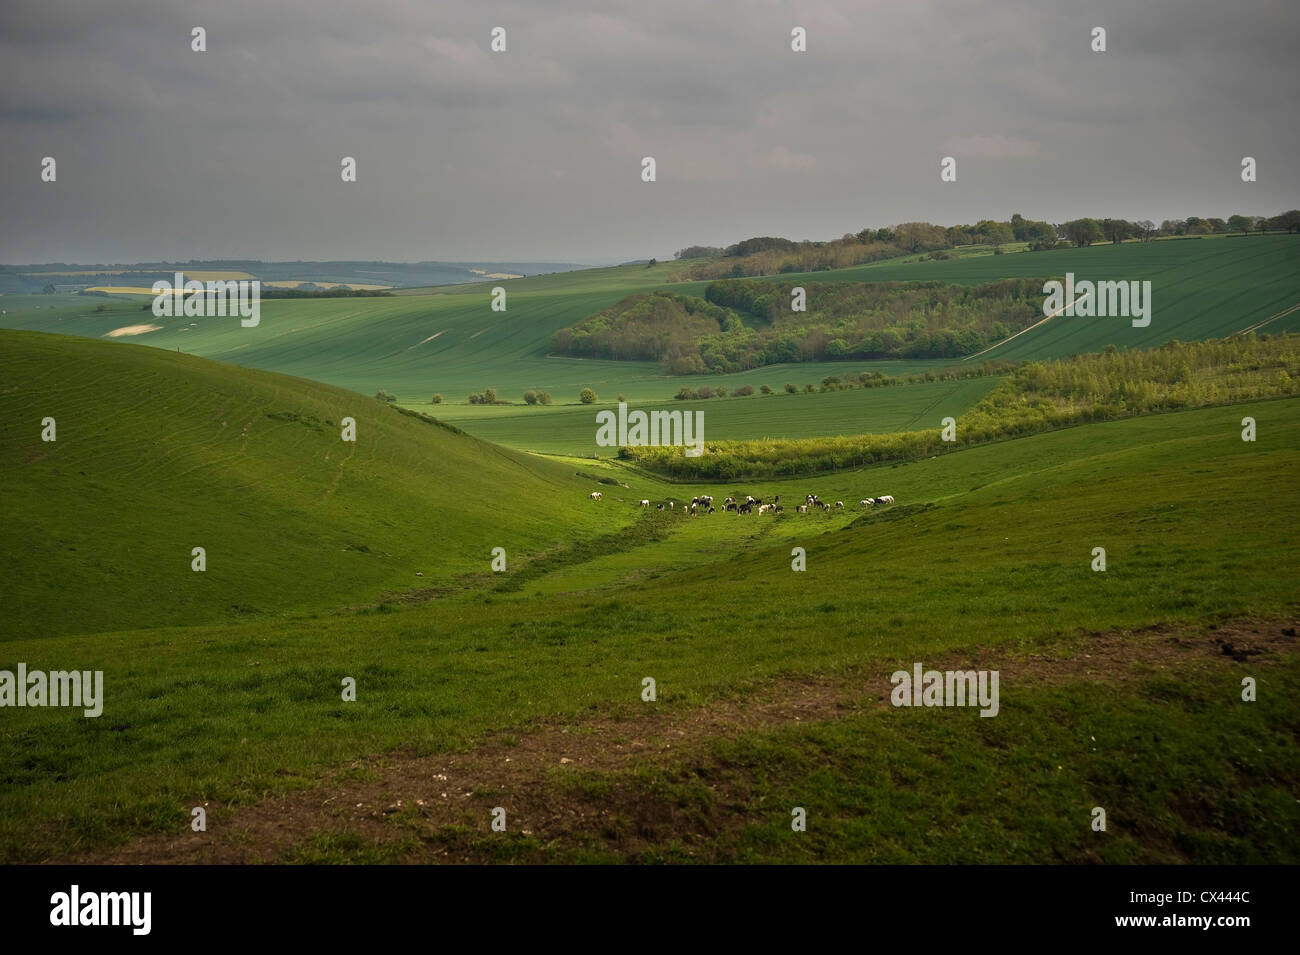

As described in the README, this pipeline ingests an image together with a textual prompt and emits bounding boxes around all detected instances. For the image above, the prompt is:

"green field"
[0,329,639,640]
[2,236,1296,457]
[431,376,1001,456]
[732,235,1300,361]
[1,330,1296,863]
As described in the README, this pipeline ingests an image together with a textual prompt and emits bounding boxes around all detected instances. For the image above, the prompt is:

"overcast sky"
[2,0,1297,265]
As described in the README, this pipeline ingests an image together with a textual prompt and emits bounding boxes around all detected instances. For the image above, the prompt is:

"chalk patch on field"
[104,324,163,337]
[408,330,446,350]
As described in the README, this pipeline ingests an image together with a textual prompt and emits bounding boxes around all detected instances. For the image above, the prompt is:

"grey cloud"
[1,0,1296,264]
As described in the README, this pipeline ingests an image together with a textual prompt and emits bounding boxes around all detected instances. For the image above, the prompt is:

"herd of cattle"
[589,490,894,516]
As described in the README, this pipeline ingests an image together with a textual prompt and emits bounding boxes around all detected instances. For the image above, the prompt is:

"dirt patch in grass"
[103,324,162,337]
[52,620,1297,864]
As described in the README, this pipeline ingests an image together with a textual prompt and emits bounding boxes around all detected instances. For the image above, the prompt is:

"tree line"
[672,209,1300,279]
[623,334,1300,480]
[552,280,1046,373]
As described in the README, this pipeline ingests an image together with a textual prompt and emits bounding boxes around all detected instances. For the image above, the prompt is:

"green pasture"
[1,328,1295,862]
[432,375,1001,455]
[2,236,1295,431]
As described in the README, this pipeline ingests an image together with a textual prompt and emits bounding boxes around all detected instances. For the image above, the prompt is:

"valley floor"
[55,619,1299,864]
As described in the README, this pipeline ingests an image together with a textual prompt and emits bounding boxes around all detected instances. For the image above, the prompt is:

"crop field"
[1,328,1297,864]
[741,235,1300,359]
[3,237,1296,458]
[431,376,1001,456]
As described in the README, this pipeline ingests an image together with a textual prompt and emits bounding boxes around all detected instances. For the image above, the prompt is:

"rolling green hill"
[745,235,1300,362]
[2,377,1296,862]
[1,236,1296,452]
[0,329,639,640]
[431,375,1002,456]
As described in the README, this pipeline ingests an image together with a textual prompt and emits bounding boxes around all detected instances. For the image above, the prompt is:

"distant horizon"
[6,0,1297,265]
[1,257,601,269]
[4,204,1296,270]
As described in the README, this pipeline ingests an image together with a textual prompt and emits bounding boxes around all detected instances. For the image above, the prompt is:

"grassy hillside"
[2,389,1296,862]
[744,234,1300,362]
[0,239,1294,470]
[626,334,1300,478]
[0,329,639,640]
[431,376,1001,456]
[1,236,1296,448]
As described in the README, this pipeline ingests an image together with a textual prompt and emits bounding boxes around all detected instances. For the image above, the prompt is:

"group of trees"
[443,388,584,405]
[673,383,770,399]
[1055,213,1300,248]
[701,278,1041,370]
[625,334,1300,480]
[670,209,1300,279]
[553,290,736,366]
[553,280,1045,374]
[467,388,558,405]
[668,365,1007,401]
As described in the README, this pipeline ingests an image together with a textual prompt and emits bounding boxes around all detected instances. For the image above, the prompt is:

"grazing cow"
[758,503,772,514]
[773,504,783,513]
[690,504,698,516]
[640,499,650,507]
[859,499,874,507]
[590,491,602,500]
[797,505,808,513]
[835,501,844,509]
[708,506,716,514]
[877,494,895,505]
[656,504,665,510]
[738,502,753,514]
[723,497,736,508]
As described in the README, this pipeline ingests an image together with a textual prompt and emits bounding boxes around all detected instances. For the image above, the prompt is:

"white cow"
[590,491,602,500]
[859,499,874,507]
[877,494,894,504]
[639,499,650,507]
